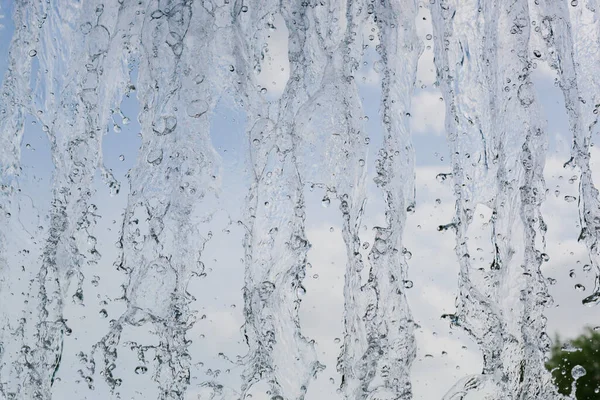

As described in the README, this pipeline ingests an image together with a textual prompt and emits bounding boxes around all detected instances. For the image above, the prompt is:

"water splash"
[0,0,596,398]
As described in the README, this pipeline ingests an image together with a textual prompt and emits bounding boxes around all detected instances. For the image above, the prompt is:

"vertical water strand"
[341,0,422,398]
[93,1,222,398]
[430,0,507,396]
[432,0,560,397]
[233,0,296,396]
[238,1,331,398]
[279,0,370,398]
[0,0,43,396]
[14,1,138,398]
[518,129,562,399]
[490,0,559,396]
[532,0,600,306]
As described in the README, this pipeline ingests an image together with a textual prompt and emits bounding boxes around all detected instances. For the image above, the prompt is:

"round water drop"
[260,87,268,94]
[119,154,125,161]
[186,99,208,118]
[271,396,284,400]
[572,365,586,379]
[29,49,37,57]
[575,283,585,292]
[229,65,235,72]
[583,264,592,272]
[321,196,331,207]
[147,149,163,166]
[99,309,108,318]
[571,0,578,6]
[426,34,432,40]
[81,22,93,34]
[564,195,576,203]
[403,280,414,289]
[135,365,148,374]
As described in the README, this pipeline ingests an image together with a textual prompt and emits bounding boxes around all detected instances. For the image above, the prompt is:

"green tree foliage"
[546,327,600,399]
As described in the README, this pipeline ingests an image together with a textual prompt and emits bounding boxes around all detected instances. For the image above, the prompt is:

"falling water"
[0,0,598,399]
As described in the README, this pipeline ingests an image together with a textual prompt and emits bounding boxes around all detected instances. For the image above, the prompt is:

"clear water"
[0,0,598,399]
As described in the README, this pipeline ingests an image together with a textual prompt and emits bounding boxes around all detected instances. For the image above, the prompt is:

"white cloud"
[411,90,446,135]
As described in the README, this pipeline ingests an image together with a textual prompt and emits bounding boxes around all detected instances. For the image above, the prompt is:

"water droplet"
[135,365,148,374]
[119,154,125,161]
[564,195,577,203]
[321,196,330,207]
[583,264,592,272]
[99,309,108,318]
[72,289,84,304]
[153,116,177,135]
[403,280,414,289]
[229,65,235,72]
[571,0,578,6]
[296,286,306,297]
[436,173,452,182]
[186,99,208,118]
[575,283,585,292]
[572,365,586,379]
[561,342,582,352]
[426,34,432,40]
[81,22,93,34]
[582,291,600,306]
[146,149,163,166]
[241,5,249,12]
[29,50,37,57]
[260,87,268,94]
